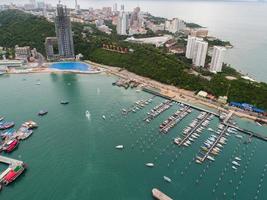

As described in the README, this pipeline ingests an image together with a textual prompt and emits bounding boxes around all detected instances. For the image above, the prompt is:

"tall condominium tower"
[185,36,203,59]
[193,40,208,67]
[55,4,75,58]
[210,46,226,73]
[116,8,127,35]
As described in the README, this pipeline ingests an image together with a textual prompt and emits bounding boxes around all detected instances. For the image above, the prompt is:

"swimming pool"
[50,62,91,71]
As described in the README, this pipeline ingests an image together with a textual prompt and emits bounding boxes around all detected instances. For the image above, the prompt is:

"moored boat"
[0,116,4,121]
[60,100,69,105]
[3,164,26,185]
[163,176,172,183]
[152,188,173,200]
[0,122,15,130]
[38,110,48,116]
[146,163,154,167]
[4,139,19,153]
[115,145,124,149]
[22,121,38,129]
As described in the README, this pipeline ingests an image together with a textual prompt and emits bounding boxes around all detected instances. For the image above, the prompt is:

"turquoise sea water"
[50,62,91,71]
[0,73,267,199]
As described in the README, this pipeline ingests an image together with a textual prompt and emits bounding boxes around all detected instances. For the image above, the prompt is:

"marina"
[0,73,266,199]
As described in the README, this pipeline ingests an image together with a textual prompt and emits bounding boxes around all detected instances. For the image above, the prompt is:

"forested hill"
[0,9,55,54]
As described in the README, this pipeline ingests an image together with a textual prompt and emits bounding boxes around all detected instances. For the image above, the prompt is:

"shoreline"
[1,61,266,124]
[84,60,267,124]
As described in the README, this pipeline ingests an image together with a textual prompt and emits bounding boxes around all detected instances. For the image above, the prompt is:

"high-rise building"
[185,36,203,59]
[193,40,208,67]
[116,9,127,35]
[113,3,118,12]
[55,4,75,58]
[29,0,36,8]
[165,18,186,33]
[210,46,226,73]
[130,7,141,27]
[75,0,80,11]
[45,37,58,60]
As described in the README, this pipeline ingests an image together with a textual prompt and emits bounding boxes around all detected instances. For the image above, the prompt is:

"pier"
[143,87,267,143]
[200,125,229,162]
[144,100,173,122]
[178,113,211,146]
[160,106,191,134]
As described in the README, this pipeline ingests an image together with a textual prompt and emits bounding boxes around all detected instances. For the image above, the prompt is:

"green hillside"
[0,9,55,54]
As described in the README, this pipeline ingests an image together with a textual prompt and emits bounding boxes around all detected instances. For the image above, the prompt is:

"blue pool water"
[50,62,90,71]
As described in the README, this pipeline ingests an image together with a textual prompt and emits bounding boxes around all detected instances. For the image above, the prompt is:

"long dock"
[178,113,211,146]
[142,87,219,117]
[160,106,190,133]
[143,87,267,143]
[200,125,229,162]
[0,155,23,168]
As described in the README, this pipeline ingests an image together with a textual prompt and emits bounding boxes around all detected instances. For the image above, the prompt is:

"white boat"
[256,122,263,127]
[146,163,154,167]
[115,145,124,149]
[102,115,106,120]
[235,135,243,139]
[36,82,41,85]
[232,161,240,166]
[207,156,215,161]
[235,157,241,161]
[232,166,237,170]
[163,176,172,183]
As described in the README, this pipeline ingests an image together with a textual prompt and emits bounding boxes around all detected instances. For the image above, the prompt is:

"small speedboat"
[146,163,154,167]
[235,157,241,161]
[0,122,15,130]
[38,110,48,116]
[60,100,69,105]
[232,166,237,170]
[232,161,240,167]
[163,176,172,183]
[102,115,106,120]
[115,145,124,149]
[4,139,19,153]
[0,116,4,121]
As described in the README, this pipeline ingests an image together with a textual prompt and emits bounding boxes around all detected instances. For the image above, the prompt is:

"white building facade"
[192,40,208,67]
[165,18,186,33]
[185,36,203,59]
[210,46,226,73]
[116,10,127,35]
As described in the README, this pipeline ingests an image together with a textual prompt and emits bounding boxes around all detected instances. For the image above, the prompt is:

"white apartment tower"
[117,9,127,35]
[193,40,208,67]
[185,36,203,59]
[165,18,186,33]
[210,46,226,73]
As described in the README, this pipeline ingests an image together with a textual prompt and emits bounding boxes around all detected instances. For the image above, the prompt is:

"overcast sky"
[0,0,263,4]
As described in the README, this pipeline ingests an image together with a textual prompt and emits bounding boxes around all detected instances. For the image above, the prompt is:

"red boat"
[4,139,19,153]
[3,164,26,185]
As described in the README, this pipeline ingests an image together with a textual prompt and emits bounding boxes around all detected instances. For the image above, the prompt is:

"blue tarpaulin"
[229,102,265,113]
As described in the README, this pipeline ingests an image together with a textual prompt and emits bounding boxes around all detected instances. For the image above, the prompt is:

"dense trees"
[0,10,55,54]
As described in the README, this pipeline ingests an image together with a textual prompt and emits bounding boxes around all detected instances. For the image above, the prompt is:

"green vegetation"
[206,39,232,47]
[0,10,266,110]
[0,9,55,54]
[144,13,166,25]
[185,22,203,28]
